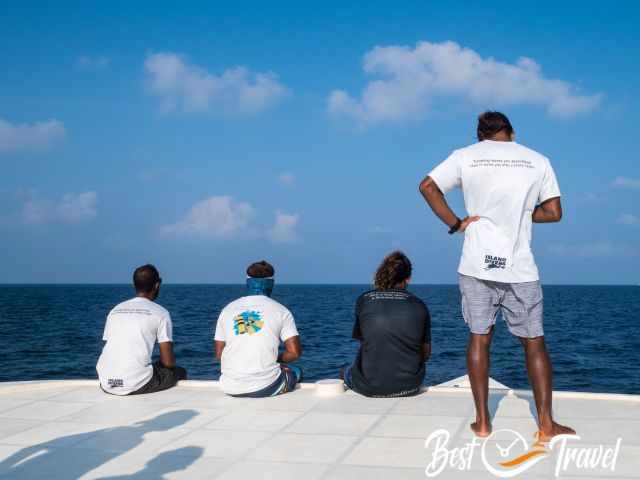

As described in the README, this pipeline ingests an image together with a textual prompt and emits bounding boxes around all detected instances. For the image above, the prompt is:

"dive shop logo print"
[424,429,623,478]
[484,254,507,270]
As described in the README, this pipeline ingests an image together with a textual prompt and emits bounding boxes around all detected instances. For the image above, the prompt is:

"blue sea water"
[1,285,638,394]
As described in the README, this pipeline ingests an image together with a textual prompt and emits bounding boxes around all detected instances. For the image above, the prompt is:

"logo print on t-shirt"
[233,310,264,335]
[484,254,507,270]
[107,378,124,388]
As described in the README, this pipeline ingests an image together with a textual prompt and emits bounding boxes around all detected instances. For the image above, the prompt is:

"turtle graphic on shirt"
[233,310,264,335]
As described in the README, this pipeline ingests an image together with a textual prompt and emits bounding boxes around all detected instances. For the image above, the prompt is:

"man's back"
[214,295,298,395]
[351,289,430,396]
[97,297,172,395]
[429,140,560,282]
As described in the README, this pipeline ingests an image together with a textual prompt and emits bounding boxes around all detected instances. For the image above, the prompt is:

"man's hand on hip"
[459,216,480,233]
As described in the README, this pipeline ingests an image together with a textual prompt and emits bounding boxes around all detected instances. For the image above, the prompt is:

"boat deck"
[0,377,638,479]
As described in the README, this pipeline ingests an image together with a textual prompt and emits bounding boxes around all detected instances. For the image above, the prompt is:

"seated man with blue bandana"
[214,261,303,397]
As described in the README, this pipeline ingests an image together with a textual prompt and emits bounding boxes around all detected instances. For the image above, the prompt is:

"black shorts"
[129,362,187,395]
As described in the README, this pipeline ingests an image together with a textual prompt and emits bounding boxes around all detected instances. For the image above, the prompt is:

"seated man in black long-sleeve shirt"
[342,251,431,397]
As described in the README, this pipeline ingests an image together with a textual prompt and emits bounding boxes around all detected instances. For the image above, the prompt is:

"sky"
[1,1,639,284]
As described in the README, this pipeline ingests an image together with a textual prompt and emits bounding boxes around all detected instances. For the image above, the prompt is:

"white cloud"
[139,167,172,182]
[267,211,300,244]
[278,171,294,185]
[329,40,601,125]
[611,177,640,189]
[77,56,110,69]
[617,213,640,226]
[0,118,66,153]
[577,192,603,204]
[161,196,254,237]
[56,192,98,222]
[22,191,97,225]
[144,52,288,115]
[161,196,300,244]
[548,242,638,257]
[370,225,391,234]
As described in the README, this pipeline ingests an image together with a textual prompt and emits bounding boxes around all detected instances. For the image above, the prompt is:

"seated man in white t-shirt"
[96,264,186,395]
[214,261,303,397]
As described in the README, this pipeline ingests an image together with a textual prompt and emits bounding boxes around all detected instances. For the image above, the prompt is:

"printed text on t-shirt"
[471,159,534,169]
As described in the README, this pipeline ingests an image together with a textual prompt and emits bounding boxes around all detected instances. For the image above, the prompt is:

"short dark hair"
[477,111,514,141]
[133,264,161,294]
[374,251,412,290]
[246,260,274,278]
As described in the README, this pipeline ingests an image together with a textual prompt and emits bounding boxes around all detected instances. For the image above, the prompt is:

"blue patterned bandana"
[246,277,274,297]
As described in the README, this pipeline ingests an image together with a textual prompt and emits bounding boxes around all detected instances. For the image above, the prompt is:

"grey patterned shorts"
[458,274,544,338]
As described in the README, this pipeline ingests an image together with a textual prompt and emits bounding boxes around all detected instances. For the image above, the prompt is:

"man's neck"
[487,132,512,142]
[136,293,155,301]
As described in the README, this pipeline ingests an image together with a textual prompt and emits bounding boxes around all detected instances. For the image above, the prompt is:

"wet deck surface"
[0,379,638,479]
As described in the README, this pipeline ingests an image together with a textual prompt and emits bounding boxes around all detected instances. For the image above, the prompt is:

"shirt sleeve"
[538,158,561,204]
[423,304,432,344]
[157,311,173,343]
[214,310,226,342]
[428,150,463,194]
[280,309,299,342]
[352,295,363,340]
[102,316,111,341]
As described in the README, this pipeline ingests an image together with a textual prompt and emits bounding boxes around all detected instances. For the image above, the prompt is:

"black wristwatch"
[448,217,462,235]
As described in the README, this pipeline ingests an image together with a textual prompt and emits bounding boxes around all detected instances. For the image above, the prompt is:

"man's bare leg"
[520,336,575,441]
[467,327,494,437]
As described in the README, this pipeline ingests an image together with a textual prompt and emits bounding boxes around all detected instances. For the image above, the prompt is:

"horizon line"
[0,282,637,287]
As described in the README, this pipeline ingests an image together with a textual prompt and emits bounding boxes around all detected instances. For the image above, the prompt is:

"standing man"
[97,264,186,395]
[214,260,303,397]
[419,112,575,441]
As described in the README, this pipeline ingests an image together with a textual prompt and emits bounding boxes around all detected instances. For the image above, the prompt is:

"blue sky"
[1,1,639,284]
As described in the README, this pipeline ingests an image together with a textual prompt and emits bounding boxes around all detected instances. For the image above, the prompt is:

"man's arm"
[422,302,432,363]
[214,340,225,360]
[532,197,562,223]
[352,298,363,341]
[278,335,302,363]
[421,342,432,363]
[419,176,479,232]
[159,342,176,368]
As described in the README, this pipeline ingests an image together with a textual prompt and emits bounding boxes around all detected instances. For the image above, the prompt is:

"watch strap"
[448,218,462,235]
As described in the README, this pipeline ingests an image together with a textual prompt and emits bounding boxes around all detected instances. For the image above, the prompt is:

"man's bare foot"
[471,420,492,438]
[537,421,576,442]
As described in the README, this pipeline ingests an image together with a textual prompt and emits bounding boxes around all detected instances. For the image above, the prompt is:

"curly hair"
[374,251,412,290]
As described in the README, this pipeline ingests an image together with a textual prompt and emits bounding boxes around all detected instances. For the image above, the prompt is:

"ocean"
[1,284,638,394]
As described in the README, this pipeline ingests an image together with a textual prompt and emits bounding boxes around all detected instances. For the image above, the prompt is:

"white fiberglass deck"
[0,377,638,479]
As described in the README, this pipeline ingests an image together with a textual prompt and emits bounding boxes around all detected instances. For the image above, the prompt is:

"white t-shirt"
[429,140,561,283]
[214,295,299,395]
[96,297,173,395]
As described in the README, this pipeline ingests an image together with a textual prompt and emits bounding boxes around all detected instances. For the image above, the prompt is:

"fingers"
[459,215,480,233]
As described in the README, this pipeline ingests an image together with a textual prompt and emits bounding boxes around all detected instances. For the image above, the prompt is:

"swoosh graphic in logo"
[498,448,547,468]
